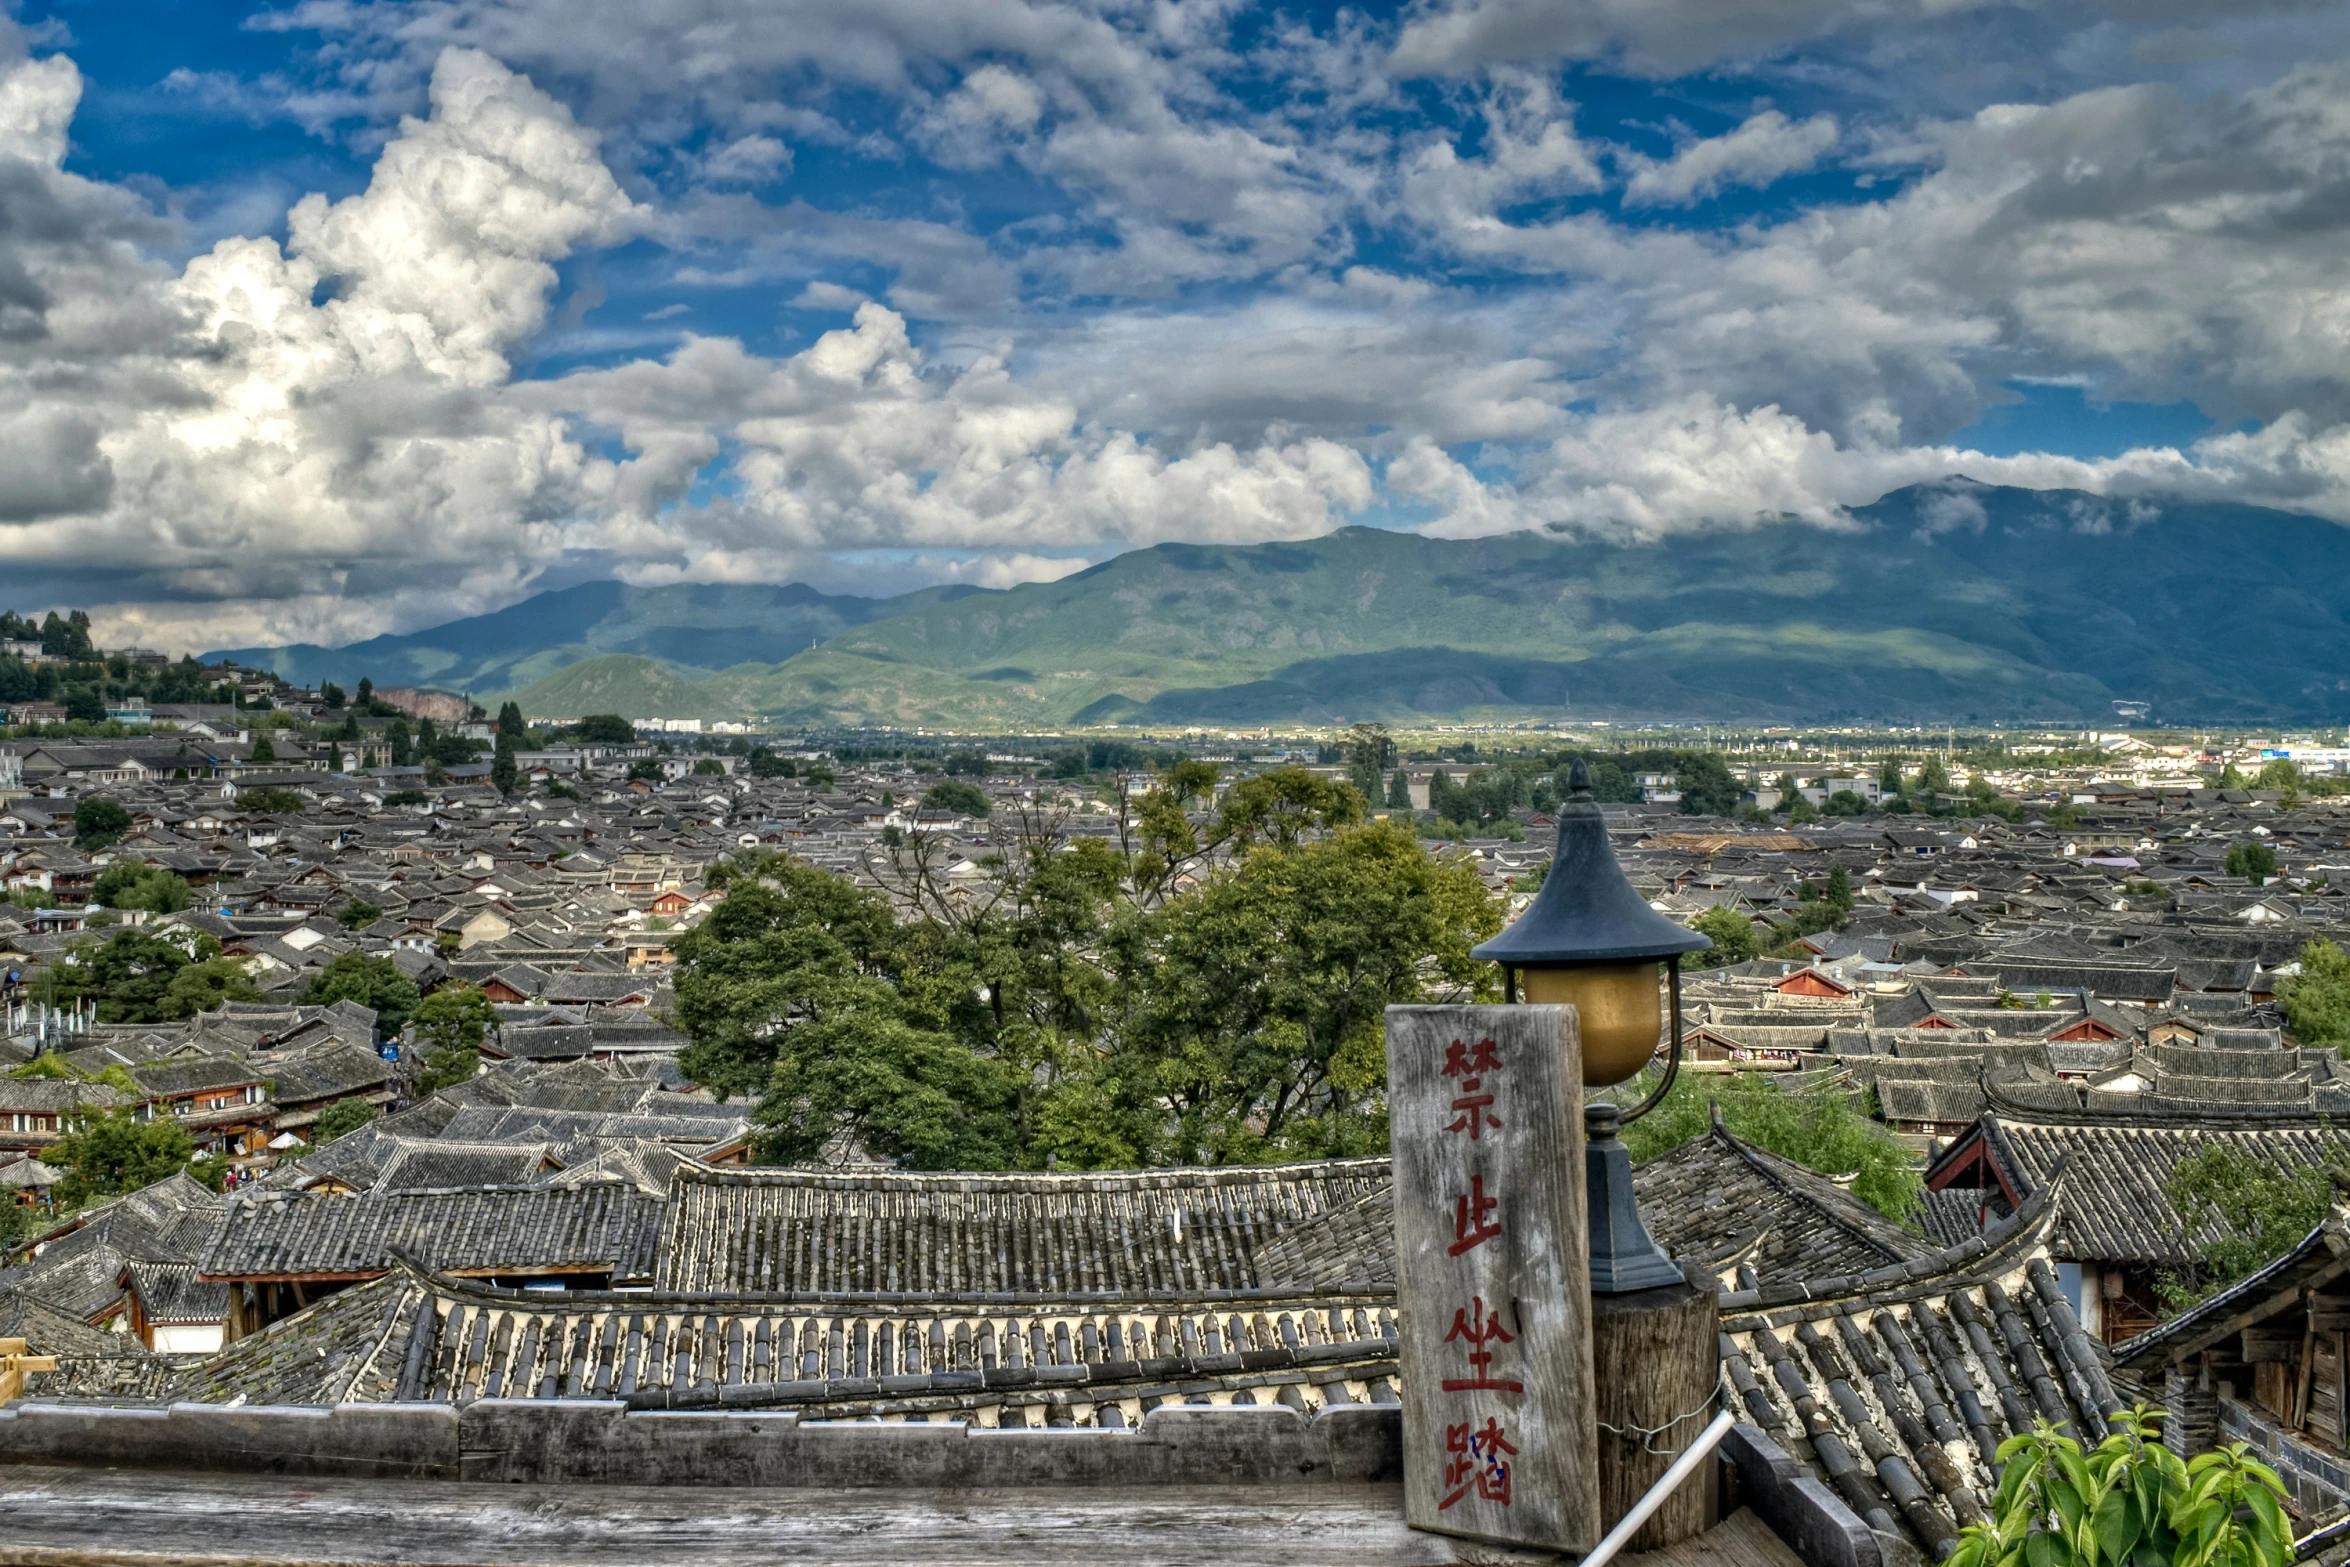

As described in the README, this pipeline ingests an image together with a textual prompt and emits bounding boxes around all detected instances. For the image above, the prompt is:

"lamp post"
[1472,761,1711,1293]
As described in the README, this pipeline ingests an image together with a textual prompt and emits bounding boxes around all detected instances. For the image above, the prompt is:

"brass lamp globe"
[1472,760,1712,1293]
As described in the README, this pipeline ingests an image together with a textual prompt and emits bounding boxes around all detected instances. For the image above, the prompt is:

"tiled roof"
[653,1159,1391,1298]
[199,1183,665,1282]
[168,1258,1403,1428]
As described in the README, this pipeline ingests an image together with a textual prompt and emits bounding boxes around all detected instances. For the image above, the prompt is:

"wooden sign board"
[1386,1004,1601,1555]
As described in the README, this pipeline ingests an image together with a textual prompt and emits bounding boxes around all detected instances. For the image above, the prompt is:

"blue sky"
[5,0,2350,650]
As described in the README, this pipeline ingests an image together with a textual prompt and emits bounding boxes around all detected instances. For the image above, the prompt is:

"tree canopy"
[90,860,190,915]
[2159,1143,2335,1307]
[299,952,420,1038]
[48,1108,210,1206]
[919,779,991,818]
[673,809,1499,1170]
[312,1096,382,1144]
[412,982,496,1091]
[1624,1069,1922,1222]
[72,795,131,849]
[47,929,258,1023]
[2281,938,2350,1049]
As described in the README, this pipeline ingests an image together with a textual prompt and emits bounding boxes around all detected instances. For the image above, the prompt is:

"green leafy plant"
[311,1095,381,1144]
[1623,1069,1921,1222]
[1947,1407,2291,1567]
[2225,841,2278,886]
[2158,1143,2334,1306]
[412,982,495,1091]
[240,784,307,815]
[2278,938,2350,1049]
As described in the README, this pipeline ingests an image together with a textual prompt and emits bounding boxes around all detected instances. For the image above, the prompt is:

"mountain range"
[208,483,2350,726]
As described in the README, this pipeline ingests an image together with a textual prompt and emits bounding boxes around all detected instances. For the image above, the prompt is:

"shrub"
[1947,1407,2290,1567]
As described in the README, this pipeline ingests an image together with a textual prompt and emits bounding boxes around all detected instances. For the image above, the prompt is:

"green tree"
[1386,769,1413,809]
[1130,820,1500,1161]
[240,785,307,814]
[2160,1143,2334,1306]
[1916,755,1952,796]
[496,701,526,738]
[1624,1070,1921,1222]
[337,899,383,931]
[571,714,637,744]
[1877,757,1904,797]
[2254,758,2302,792]
[2224,841,2278,886]
[752,1008,1021,1169]
[1343,722,1391,804]
[1685,907,1759,968]
[48,929,258,1023]
[1824,863,1854,915]
[1945,1406,2291,1567]
[249,732,276,764]
[162,956,262,1018]
[311,1096,381,1144]
[691,757,724,776]
[412,982,495,1091]
[491,732,519,794]
[47,1107,200,1206]
[72,795,131,849]
[299,952,421,1038]
[1216,764,1367,850]
[673,855,906,1101]
[920,778,991,818]
[321,681,345,709]
[89,860,190,915]
[2280,938,2350,1048]
[1673,753,1740,817]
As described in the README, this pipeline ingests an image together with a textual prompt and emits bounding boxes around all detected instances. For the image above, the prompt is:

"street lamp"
[1472,761,1711,1293]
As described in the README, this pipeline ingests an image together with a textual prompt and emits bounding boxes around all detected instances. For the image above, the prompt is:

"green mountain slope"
[745,483,2350,724]
[207,581,991,695]
[260,482,2350,725]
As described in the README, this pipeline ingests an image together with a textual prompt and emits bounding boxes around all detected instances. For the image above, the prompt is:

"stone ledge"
[0,1397,1403,1489]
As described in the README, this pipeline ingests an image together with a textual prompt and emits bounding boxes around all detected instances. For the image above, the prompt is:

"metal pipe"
[1578,1408,1737,1567]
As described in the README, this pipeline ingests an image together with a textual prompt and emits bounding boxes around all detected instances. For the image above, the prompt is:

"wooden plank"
[1385,1003,1601,1555]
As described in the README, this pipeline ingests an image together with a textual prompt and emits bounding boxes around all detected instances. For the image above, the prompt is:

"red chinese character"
[1441,1295,1522,1392]
[1443,1037,1503,1139]
[1448,1172,1502,1256]
[1443,1037,1503,1081]
[1439,1417,1519,1510]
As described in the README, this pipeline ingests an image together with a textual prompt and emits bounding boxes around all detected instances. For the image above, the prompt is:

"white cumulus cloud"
[1621,111,1839,206]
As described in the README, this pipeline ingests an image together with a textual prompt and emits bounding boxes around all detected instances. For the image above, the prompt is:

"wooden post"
[1592,1279,1721,1551]
[1387,1004,1601,1557]
[0,1337,60,1404]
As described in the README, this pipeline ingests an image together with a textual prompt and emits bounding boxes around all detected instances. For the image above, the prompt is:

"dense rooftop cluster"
[5,730,2350,1553]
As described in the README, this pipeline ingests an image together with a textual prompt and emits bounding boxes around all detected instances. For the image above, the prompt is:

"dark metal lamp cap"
[1471,760,1713,966]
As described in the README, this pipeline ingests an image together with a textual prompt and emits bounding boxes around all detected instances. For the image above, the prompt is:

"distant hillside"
[206,580,992,696]
[225,484,2350,724]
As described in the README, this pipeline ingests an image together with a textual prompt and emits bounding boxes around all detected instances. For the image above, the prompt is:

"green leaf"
[2092,1488,2136,1565]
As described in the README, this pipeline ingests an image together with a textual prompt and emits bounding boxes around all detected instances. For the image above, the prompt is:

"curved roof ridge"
[1717,1157,2069,1319]
[664,1155,1393,1192]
